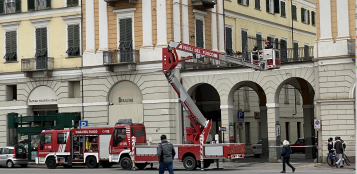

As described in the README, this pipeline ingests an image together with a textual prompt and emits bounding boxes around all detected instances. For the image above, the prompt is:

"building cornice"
[0,21,20,29]
[225,10,316,38]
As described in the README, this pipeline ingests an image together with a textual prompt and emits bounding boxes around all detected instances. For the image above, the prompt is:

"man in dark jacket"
[334,136,344,168]
[281,140,295,173]
[157,134,176,174]
[252,44,259,60]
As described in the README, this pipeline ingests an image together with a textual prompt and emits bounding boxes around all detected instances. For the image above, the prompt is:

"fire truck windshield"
[113,128,126,147]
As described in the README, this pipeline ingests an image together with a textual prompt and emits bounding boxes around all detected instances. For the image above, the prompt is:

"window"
[119,18,133,62]
[293,41,299,60]
[284,85,289,104]
[295,88,301,104]
[195,19,204,62]
[112,128,126,147]
[285,122,289,141]
[267,36,273,47]
[301,8,310,24]
[28,0,51,11]
[57,133,67,144]
[0,148,2,154]
[297,122,301,139]
[280,39,287,60]
[66,25,80,57]
[243,87,250,111]
[238,0,249,6]
[245,122,250,144]
[241,30,248,60]
[131,127,134,136]
[256,33,263,50]
[266,0,279,14]
[292,4,297,20]
[35,27,47,58]
[280,0,286,17]
[225,26,233,55]
[68,81,80,98]
[4,31,17,62]
[67,0,78,7]
[135,129,141,137]
[274,38,279,49]
[2,148,10,154]
[311,11,315,26]
[141,128,145,137]
[255,0,260,9]
[6,85,17,101]
[0,0,20,14]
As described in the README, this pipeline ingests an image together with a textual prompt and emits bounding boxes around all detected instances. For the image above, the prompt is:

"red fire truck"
[35,126,115,169]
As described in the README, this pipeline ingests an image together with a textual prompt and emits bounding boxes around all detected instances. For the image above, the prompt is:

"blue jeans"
[159,162,174,174]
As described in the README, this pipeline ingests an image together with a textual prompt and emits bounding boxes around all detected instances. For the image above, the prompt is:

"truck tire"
[120,157,132,170]
[136,163,147,170]
[183,156,196,170]
[101,161,113,168]
[86,156,98,168]
[46,157,57,169]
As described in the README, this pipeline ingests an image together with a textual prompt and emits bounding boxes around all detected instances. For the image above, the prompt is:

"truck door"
[112,128,129,151]
[39,133,53,155]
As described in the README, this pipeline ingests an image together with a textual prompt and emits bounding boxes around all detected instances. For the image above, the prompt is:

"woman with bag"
[281,140,295,173]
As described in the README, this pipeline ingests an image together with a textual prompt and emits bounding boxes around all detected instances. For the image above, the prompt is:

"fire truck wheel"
[183,156,196,170]
[6,160,14,168]
[46,157,57,169]
[86,156,99,168]
[120,157,132,170]
[136,163,147,170]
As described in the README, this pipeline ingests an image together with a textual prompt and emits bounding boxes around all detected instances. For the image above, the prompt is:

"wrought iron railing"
[21,57,54,71]
[348,39,355,56]
[103,49,139,64]
[280,46,314,63]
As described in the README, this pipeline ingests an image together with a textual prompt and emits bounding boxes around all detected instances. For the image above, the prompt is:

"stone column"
[83,0,95,66]
[98,0,108,51]
[221,105,234,143]
[303,104,315,159]
[182,0,189,44]
[156,0,167,47]
[211,6,218,51]
[267,103,280,162]
[173,0,180,42]
[142,0,153,48]
[260,106,269,158]
[217,0,224,52]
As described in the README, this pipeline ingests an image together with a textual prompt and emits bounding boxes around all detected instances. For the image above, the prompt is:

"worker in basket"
[252,44,259,60]
[265,40,273,49]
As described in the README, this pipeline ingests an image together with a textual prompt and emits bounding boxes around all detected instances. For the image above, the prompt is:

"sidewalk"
[315,163,355,170]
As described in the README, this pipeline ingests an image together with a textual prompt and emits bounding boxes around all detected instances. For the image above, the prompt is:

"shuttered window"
[66,25,80,57]
[238,0,242,4]
[67,0,78,7]
[280,1,285,17]
[27,0,34,11]
[1,0,20,14]
[274,38,279,49]
[0,0,3,14]
[4,31,17,62]
[255,0,260,9]
[35,27,47,58]
[267,36,273,46]
[301,8,305,23]
[256,33,262,50]
[280,39,287,61]
[28,0,51,11]
[119,18,133,62]
[307,9,310,24]
[241,30,248,60]
[225,27,233,55]
[304,45,309,59]
[293,42,299,61]
[196,19,204,48]
[274,0,279,13]
[311,11,315,26]
[292,5,297,20]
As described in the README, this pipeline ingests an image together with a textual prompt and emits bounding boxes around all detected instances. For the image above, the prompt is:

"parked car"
[0,146,28,168]
[290,137,317,154]
[252,140,262,158]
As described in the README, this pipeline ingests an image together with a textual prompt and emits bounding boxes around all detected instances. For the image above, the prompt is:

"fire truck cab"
[36,127,115,169]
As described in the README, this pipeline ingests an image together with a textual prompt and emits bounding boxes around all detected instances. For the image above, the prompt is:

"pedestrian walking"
[280,140,295,173]
[334,136,344,168]
[157,134,176,174]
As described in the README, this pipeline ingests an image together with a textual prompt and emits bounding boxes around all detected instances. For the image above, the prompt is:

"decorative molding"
[315,98,355,103]
[58,102,109,108]
[0,105,29,110]
[0,21,20,30]
[61,14,81,23]
[220,105,234,109]
[29,17,51,27]
[266,103,279,108]
[142,99,180,104]
[225,10,316,38]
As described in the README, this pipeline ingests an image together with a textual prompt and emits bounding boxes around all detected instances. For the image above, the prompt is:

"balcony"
[21,57,54,77]
[104,0,137,7]
[103,49,139,72]
[191,0,216,8]
[280,46,314,63]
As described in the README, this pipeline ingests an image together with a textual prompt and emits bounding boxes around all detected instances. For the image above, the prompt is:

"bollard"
[200,134,204,170]
[131,136,136,170]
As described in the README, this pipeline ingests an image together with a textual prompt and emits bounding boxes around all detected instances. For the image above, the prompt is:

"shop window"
[57,133,67,144]
[6,85,17,101]
[68,81,80,98]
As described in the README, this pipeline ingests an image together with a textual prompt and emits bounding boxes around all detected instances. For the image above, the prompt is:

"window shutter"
[67,25,74,55]
[67,0,78,7]
[73,25,80,55]
[274,0,279,13]
[266,0,269,12]
[36,28,47,57]
[119,19,126,44]
[196,19,204,48]
[11,31,16,60]
[293,42,298,61]
[35,28,41,57]
[274,38,279,49]
[304,45,309,59]
[241,30,248,59]
[255,0,260,9]
[280,1,285,17]
[256,34,262,50]
[42,28,47,56]
[0,0,4,14]
[301,8,305,23]
[311,11,315,26]
[238,0,242,4]
[225,27,233,55]
[125,18,132,44]
[246,0,249,6]
[5,32,11,59]
[15,0,21,12]
[307,10,310,24]
[46,0,51,9]
[119,18,133,48]
[28,0,34,11]
[292,5,297,20]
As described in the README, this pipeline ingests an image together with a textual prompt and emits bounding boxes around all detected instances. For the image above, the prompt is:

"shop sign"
[28,86,58,105]
[118,93,134,103]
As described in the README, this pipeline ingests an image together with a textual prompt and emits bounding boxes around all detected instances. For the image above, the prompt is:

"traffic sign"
[80,120,88,127]
[237,110,244,119]
[219,127,226,131]
[314,120,320,129]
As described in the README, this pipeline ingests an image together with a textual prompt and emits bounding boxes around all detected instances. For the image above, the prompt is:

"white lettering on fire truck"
[89,130,97,133]
[120,142,127,146]
[45,146,52,149]
[102,130,110,133]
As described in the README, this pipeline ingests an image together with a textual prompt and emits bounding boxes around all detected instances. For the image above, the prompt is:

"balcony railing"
[191,0,216,8]
[103,49,139,64]
[21,57,54,71]
[348,39,355,56]
[280,46,314,63]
